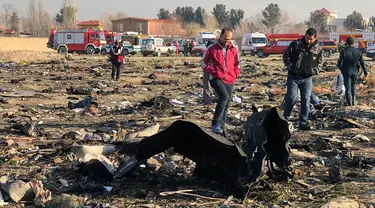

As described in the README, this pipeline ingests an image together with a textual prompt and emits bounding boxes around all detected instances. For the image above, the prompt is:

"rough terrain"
[1,38,375,207]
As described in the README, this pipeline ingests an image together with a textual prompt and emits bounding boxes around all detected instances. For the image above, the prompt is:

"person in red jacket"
[201,27,240,134]
[109,40,123,81]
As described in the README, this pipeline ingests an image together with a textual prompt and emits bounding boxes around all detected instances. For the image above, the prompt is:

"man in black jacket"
[283,28,323,130]
[337,37,369,106]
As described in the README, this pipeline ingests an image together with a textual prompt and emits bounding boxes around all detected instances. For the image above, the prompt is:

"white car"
[141,38,175,57]
[191,40,239,57]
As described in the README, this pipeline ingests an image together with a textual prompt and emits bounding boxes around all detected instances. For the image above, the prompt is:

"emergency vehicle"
[241,32,268,56]
[122,34,150,53]
[47,29,105,54]
[330,32,375,53]
[191,40,239,57]
[195,32,217,46]
[104,31,122,45]
[256,34,304,58]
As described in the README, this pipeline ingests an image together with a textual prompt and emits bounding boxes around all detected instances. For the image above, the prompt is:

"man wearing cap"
[337,37,369,106]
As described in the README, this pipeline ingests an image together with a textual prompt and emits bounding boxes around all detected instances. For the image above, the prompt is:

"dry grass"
[316,71,337,79]
[0,37,58,62]
[0,37,53,52]
[365,74,375,87]
[313,86,333,94]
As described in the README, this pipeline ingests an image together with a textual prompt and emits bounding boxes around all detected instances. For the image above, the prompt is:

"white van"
[241,32,268,56]
[195,32,217,46]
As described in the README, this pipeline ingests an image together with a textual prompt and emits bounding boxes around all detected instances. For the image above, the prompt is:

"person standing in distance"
[283,28,323,130]
[110,40,123,81]
[337,37,368,106]
[201,27,240,134]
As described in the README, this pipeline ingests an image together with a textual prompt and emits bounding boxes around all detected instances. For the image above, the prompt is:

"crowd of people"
[201,27,369,134]
[107,27,369,134]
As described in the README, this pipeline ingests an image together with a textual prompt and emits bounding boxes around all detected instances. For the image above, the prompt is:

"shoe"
[211,124,223,134]
[299,124,311,130]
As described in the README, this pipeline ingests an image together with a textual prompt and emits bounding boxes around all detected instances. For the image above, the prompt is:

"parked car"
[141,38,176,57]
[318,40,338,57]
[191,40,239,57]
[256,39,294,58]
[100,41,136,56]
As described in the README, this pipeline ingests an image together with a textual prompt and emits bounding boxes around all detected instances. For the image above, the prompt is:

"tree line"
[1,1,374,37]
[0,0,81,37]
[158,4,375,34]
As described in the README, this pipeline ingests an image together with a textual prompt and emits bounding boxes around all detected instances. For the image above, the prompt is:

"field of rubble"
[1,38,375,207]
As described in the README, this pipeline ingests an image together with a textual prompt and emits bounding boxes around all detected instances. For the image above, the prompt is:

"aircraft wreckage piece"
[115,106,292,185]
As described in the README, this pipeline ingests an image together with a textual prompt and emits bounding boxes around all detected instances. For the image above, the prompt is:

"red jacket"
[201,42,240,84]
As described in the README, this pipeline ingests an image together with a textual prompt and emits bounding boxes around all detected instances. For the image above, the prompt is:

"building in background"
[319,8,345,32]
[111,17,185,36]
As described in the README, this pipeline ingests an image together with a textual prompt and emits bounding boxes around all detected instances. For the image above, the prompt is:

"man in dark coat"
[337,37,369,106]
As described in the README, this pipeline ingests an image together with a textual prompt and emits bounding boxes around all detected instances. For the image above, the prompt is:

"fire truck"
[330,32,375,53]
[104,30,122,45]
[47,29,106,54]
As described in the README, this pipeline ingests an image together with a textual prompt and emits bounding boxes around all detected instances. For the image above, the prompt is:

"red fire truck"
[47,29,106,54]
[330,32,375,53]
[104,30,122,45]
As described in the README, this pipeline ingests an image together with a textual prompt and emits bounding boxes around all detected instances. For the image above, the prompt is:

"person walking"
[110,40,123,81]
[283,28,323,130]
[201,39,215,105]
[201,27,240,134]
[337,37,368,106]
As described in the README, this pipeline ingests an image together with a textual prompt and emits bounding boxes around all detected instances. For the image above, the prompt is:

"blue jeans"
[342,72,358,105]
[209,79,234,127]
[310,92,320,106]
[283,74,313,126]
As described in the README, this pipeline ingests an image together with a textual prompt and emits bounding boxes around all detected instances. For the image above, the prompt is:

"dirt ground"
[1,38,375,207]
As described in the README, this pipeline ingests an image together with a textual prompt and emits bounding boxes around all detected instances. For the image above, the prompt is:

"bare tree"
[235,18,259,35]
[284,22,307,34]
[2,3,17,29]
[185,23,203,37]
[0,12,5,30]
[202,12,219,33]
[101,11,126,30]
[56,0,78,29]
[25,0,54,36]
[27,0,37,36]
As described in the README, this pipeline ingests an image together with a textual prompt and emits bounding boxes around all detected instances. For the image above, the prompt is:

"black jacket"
[337,46,368,76]
[283,37,323,78]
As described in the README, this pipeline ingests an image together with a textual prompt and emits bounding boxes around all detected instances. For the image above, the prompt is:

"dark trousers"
[342,72,358,105]
[209,78,234,127]
[283,74,313,126]
[111,62,122,81]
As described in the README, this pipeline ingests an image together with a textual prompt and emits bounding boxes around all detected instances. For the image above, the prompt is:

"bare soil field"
[0,37,57,62]
[0,38,375,207]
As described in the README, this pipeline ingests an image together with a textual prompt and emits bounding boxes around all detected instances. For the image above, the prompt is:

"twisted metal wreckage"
[112,106,293,188]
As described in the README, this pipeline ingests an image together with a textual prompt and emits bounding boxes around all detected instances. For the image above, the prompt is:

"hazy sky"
[2,0,375,22]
